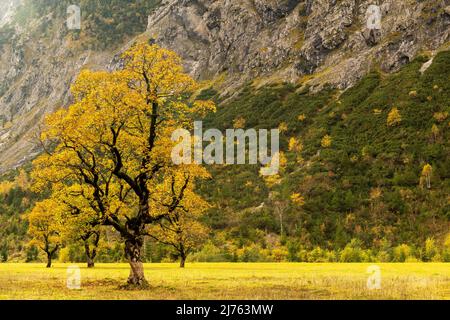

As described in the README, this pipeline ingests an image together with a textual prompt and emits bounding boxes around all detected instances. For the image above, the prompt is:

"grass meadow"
[0,263,448,300]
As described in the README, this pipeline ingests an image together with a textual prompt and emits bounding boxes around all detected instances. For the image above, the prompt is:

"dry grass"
[0,263,448,300]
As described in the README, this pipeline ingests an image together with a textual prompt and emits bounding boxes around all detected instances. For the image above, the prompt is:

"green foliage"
[1,46,449,263]
[423,238,440,262]
[0,170,40,262]
[202,51,450,255]
[196,87,220,103]
[190,242,228,262]
[393,244,413,262]
[189,237,450,263]
[15,0,162,50]
[339,239,366,262]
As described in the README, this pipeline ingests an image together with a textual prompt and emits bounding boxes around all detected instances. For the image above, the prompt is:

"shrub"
[393,244,413,262]
[58,247,70,263]
[25,245,39,262]
[307,247,326,262]
[270,247,289,262]
[190,242,228,262]
[298,248,309,262]
[360,249,376,262]
[376,250,391,262]
[387,107,402,126]
[443,234,450,262]
[234,244,272,262]
[286,241,300,262]
[423,238,439,262]
[325,250,338,262]
[304,247,338,262]
[339,239,364,262]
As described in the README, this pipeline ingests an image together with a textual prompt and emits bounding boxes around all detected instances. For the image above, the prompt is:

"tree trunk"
[87,256,95,268]
[180,254,186,268]
[125,238,148,288]
[84,242,95,268]
[279,209,283,237]
[46,252,52,268]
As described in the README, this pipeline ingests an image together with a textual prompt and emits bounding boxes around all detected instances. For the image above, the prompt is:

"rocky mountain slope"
[146,0,449,88]
[0,0,449,173]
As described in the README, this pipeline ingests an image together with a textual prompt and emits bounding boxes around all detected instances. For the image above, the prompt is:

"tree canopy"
[31,42,215,286]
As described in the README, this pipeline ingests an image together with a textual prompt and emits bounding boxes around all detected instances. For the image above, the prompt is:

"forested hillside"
[196,50,450,262]
[10,0,161,49]
[1,50,449,263]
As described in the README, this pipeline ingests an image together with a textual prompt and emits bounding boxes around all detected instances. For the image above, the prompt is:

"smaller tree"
[321,135,332,148]
[81,231,100,268]
[57,200,102,268]
[148,170,210,268]
[423,238,439,261]
[233,117,246,129]
[387,107,402,126]
[150,216,209,268]
[443,233,450,262]
[278,122,288,134]
[261,151,288,238]
[420,164,433,189]
[28,200,62,268]
[290,193,305,206]
[289,137,304,163]
[288,137,303,152]
[431,124,439,142]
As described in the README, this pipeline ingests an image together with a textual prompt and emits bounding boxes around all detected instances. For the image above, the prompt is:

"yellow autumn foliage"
[387,107,402,126]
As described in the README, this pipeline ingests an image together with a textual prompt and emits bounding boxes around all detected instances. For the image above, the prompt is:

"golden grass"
[0,263,448,300]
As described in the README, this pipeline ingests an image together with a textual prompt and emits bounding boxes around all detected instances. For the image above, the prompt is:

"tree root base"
[119,280,150,291]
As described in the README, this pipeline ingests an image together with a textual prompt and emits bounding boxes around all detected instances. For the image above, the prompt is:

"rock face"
[0,2,112,171]
[0,0,449,172]
[145,0,449,90]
